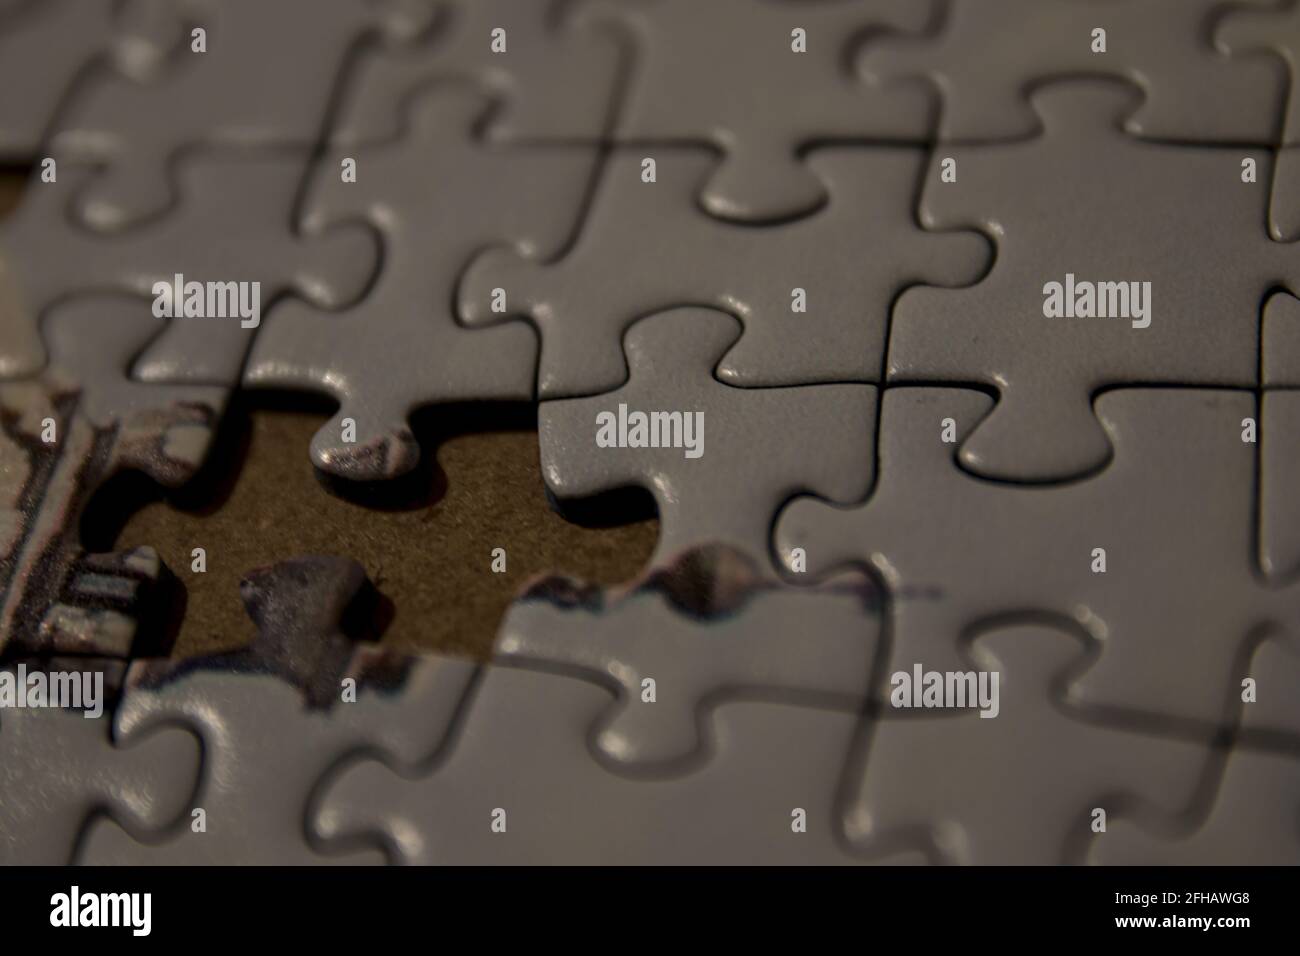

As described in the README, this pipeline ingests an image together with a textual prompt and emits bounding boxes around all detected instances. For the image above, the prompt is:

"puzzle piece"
[1218,1,1300,240]
[0,153,376,382]
[777,387,1300,731]
[80,556,478,865]
[579,0,936,221]
[886,80,1296,481]
[1260,393,1300,581]
[858,0,1282,143]
[1263,148,1300,242]
[459,148,988,398]
[1092,749,1300,864]
[244,85,595,481]
[331,0,622,144]
[1261,292,1300,581]
[1261,290,1300,385]
[315,664,924,864]
[48,0,434,227]
[1239,631,1300,743]
[0,0,180,159]
[1089,632,1300,864]
[0,659,200,865]
[494,545,880,770]
[847,623,1208,864]
[539,308,875,566]
[1,296,226,657]
[5,1,1299,869]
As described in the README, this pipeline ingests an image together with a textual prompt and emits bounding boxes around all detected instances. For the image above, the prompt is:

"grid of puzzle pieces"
[2,0,1300,865]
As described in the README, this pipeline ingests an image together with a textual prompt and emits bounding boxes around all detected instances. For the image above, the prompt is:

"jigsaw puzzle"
[1,0,1298,874]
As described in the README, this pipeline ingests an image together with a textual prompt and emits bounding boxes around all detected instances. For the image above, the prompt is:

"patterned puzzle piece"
[48,0,434,227]
[848,623,1209,865]
[244,85,596,481]
[0,153,376,382]
[494,547,880,770]
[331,0,622,144]
[0,0,180,159]
[80,556,478,865]
[538,308,876,566]
[579,0,937,221]
[886,80,1297,481]
[776,387,1300,730]
[460,148,988,398]
[315,665,924,864]
[1,296,226,657]
[0,660,200,865]
[858,0,1282,143]
[1089,633,1300,864]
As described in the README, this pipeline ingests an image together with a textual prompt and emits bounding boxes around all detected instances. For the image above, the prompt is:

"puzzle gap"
[79,393,659,661]
[0,163,30,220]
